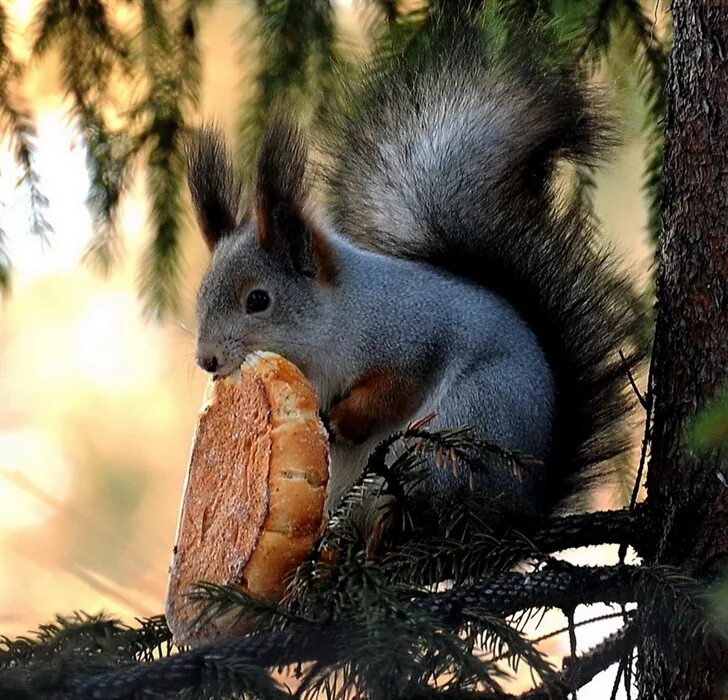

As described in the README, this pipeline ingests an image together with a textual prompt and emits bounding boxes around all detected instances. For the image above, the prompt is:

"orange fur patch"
[329,368,423,444]
[254,193,272,248]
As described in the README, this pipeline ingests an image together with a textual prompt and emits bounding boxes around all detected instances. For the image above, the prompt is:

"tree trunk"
[642,0,728,697]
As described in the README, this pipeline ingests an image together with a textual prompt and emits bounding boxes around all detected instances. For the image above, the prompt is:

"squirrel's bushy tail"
[324,25,644,510]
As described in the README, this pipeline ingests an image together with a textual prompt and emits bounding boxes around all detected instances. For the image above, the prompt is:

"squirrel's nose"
[196,354,219,373]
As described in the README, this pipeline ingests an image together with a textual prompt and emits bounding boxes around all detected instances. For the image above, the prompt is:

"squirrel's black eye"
[246,289,270,314]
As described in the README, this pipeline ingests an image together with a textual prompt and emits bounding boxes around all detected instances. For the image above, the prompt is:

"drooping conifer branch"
[0,3,49,253]
[32,0,130,265]
[136,0,202,319]
[237,0,339,189]
[63,561,712,700]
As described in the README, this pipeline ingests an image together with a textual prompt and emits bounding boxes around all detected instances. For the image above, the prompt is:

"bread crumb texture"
[166,353,329,646]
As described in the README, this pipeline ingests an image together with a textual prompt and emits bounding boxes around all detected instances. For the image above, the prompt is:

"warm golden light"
[0,428,73,530]
[0,3,652,697]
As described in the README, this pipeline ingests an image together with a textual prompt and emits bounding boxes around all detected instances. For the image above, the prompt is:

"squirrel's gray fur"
[188,27,642,516]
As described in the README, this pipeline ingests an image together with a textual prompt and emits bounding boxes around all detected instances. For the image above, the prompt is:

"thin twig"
[625,646,634,700]
[619,349,655,562]
[609,654,625,700]
[560,625,638,698]
[488,610,633,666]
[619,349,647,409]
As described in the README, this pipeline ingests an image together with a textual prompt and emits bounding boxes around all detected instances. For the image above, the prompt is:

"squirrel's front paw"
[319,406,367,444]
[327,367,421,445]
[327,401,371,445]
[318,410,336,443]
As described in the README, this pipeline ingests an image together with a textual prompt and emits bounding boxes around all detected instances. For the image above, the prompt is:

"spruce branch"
[558,624,638,700]
[373,0,399,25]
[621,0,668,245]
[0,4,49,246]
[574,0,616,63]
[0,97,49,242]
[536,507,646,553]
[574,164,602,234]
[11,560,715,699]
[187,580,299,633]
[135,0,202,319]
[321,426,540,560]
[410,562,640,621]
[68,563,652,699]
[26,0,202,316]
[400,624,637,698]
[0,613,173,699]
[237,0,338,187]
[322,426,646,589]
[0,613,173,669]
[501,609,635,662]
[32,0,130,262]
[383,506,647,589]
[573,0,668,245]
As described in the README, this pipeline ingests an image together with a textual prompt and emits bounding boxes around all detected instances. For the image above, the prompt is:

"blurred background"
[1,0,664,695]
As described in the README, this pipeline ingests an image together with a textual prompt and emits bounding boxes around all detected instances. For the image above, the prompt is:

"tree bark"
[643,0,728,696]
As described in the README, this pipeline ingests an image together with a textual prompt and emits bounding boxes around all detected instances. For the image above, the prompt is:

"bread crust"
[166,352,329,645]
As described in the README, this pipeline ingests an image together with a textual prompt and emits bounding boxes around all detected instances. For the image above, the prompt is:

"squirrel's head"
[188,118,337,377]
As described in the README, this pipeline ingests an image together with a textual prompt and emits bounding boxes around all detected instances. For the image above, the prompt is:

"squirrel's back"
[324,24,643,510]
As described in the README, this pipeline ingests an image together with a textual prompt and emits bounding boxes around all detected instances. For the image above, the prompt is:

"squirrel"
[187,25,642,518]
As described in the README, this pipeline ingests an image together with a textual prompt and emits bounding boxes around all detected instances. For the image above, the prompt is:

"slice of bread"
[166,352,329,646]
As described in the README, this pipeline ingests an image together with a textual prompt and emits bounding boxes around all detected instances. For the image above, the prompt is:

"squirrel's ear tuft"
[255,115,336,283]
[186,126,242,251]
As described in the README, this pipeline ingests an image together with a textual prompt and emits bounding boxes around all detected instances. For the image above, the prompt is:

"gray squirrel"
[187,29,642,517]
